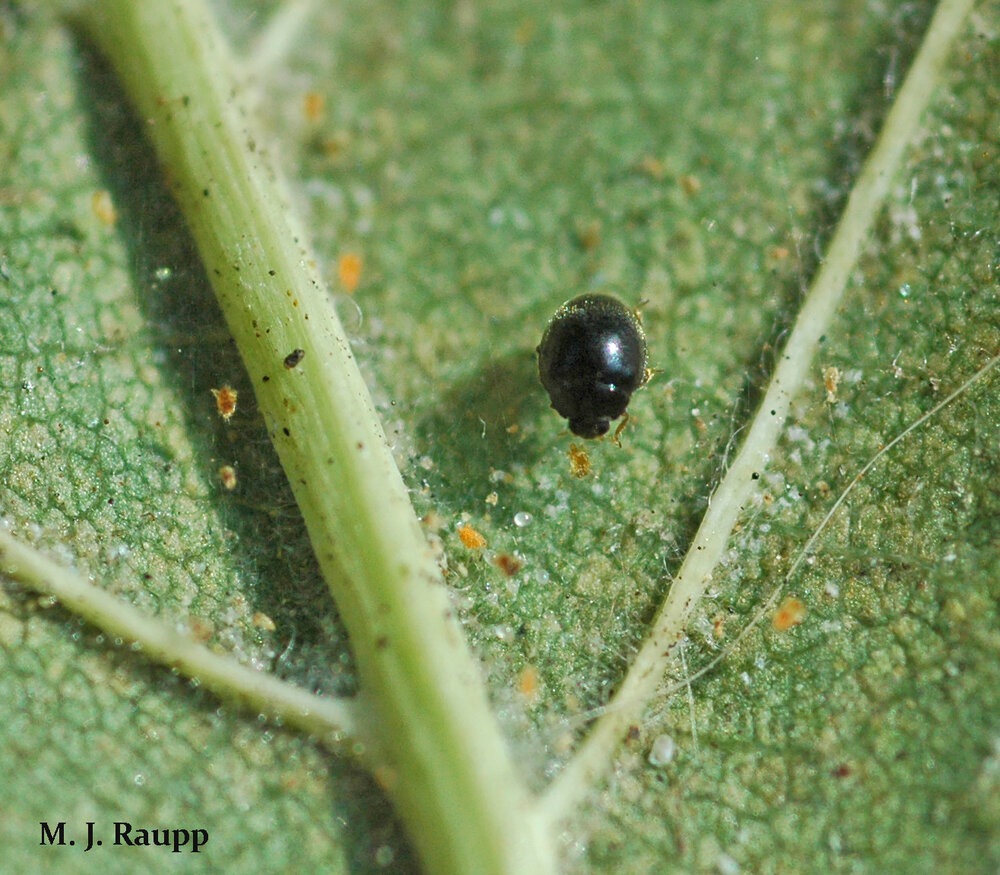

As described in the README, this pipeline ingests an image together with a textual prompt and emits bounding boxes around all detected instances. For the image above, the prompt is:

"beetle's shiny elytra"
[537,294,648,439]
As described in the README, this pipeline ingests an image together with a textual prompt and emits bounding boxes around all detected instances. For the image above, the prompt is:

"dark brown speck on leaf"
[284,348,305,369]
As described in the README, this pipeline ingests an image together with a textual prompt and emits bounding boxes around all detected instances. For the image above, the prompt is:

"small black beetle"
[537,294,648,439]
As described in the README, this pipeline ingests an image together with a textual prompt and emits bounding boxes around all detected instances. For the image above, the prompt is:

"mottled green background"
[1,0,999,872]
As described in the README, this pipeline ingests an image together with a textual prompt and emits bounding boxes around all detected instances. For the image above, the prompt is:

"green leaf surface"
[2,0,998,872]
